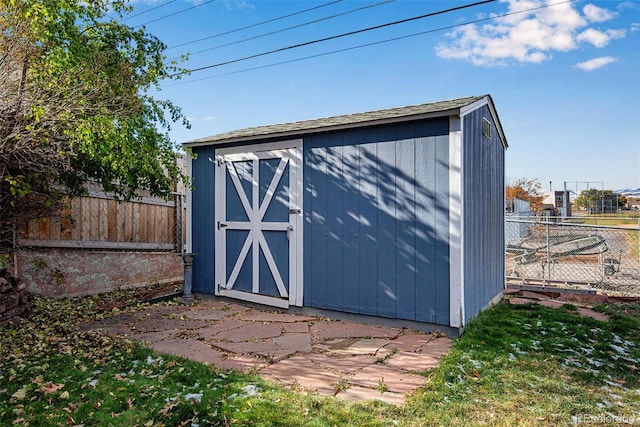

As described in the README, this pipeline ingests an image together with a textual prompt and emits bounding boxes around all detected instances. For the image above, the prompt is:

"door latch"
[289,208,301,214]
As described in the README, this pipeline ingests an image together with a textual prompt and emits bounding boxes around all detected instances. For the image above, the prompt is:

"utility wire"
[171,0,495,77]
[134,0,217,28]
[172,0,394,62]
[121,0,176,22]
[167,0,343,51]
[166,0,575,86]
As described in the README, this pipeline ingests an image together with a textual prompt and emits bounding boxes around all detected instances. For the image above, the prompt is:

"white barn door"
[214,140,303,308]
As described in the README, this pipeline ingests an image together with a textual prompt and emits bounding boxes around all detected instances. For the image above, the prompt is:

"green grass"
[1,290,639,426]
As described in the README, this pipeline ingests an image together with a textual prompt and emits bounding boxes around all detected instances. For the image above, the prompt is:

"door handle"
[289,208,301,214]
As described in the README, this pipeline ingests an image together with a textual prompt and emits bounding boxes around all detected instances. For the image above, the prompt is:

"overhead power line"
[121,0,176,22]
[167,0,344,51]
[166,0,575,87]
[171,0,495,77]
[134,0,217,28]
[176,0,394,61]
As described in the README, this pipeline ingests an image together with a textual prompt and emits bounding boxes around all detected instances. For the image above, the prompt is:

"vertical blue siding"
[358,137,380,316]
[191,146,216,294]
[303,119,451,325]
[462,105,505,322]
[190,106,506,329]
[434,134,451,325]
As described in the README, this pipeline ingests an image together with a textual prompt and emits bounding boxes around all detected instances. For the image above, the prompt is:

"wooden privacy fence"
[18,187,183,251]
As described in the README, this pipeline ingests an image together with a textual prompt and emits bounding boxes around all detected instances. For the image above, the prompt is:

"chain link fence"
[506,216,640,296]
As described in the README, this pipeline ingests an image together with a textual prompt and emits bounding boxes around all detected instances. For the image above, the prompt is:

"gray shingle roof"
[185,95,490,146]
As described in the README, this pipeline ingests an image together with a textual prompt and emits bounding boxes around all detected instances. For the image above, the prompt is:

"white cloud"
[435,0,624,67]
[577,28,626,47]
[223,0,254,11]
[583,4,616,22]
[575,56,617,71]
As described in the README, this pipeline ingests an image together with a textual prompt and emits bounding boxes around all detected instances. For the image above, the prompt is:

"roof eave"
[183,108,464,148]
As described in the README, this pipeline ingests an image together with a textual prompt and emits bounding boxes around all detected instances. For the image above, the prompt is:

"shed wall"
[462,105,505,321]
[303,120,451,324]
[191,145,216,294]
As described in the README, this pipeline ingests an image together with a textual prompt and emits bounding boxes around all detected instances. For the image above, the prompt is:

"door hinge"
[215,155,225,166]
[217,221,228,230]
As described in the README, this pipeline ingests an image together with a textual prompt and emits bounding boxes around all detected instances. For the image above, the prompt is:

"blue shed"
[184,95,508,334]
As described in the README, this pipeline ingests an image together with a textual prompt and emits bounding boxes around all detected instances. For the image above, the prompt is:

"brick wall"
[14,250,184,297]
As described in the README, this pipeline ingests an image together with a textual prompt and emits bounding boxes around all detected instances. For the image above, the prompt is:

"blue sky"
[129,0,640,191]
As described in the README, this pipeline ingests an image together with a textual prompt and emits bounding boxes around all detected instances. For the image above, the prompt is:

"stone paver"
[348,364,426,394]
[336,385,406,406]
[85,299,456,405]
[310,320,402,341]
[239,312,316,323]
[386,351,440,371]
[538,300,565,309]
[197,318,251,339]
[130,329,177,344]
[383,332,434,352]
[152,337,229,365]
[132,317,206,333]
[421,337,454,357]
[213,322,283,342]
[304,353,377,374]
[279,322,310,333]
[508,291,610,322]
[273,334,312,353]
[327,338,391,356]
[261,356,342,395]
[576,307,609,322]
[180,308,237,321]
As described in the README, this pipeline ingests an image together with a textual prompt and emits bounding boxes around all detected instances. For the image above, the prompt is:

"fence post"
[175,193,184,253]
[546,221,550,279]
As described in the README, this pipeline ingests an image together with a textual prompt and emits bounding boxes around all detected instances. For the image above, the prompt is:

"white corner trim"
[449,115,465,328]
[185,152,193,253]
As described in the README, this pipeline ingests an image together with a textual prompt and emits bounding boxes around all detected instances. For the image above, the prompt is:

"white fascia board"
[449,115,465,328]
[460,95,508,150]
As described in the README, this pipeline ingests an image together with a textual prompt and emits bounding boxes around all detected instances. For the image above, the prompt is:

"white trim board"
[449,115,465,329]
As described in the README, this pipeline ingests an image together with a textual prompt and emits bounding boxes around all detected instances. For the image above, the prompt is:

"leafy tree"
[0,0,189,248]
[574,189,625,213]
[505,178,544,212]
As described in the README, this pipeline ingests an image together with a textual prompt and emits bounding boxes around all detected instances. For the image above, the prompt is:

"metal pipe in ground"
[180,253,196,304]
